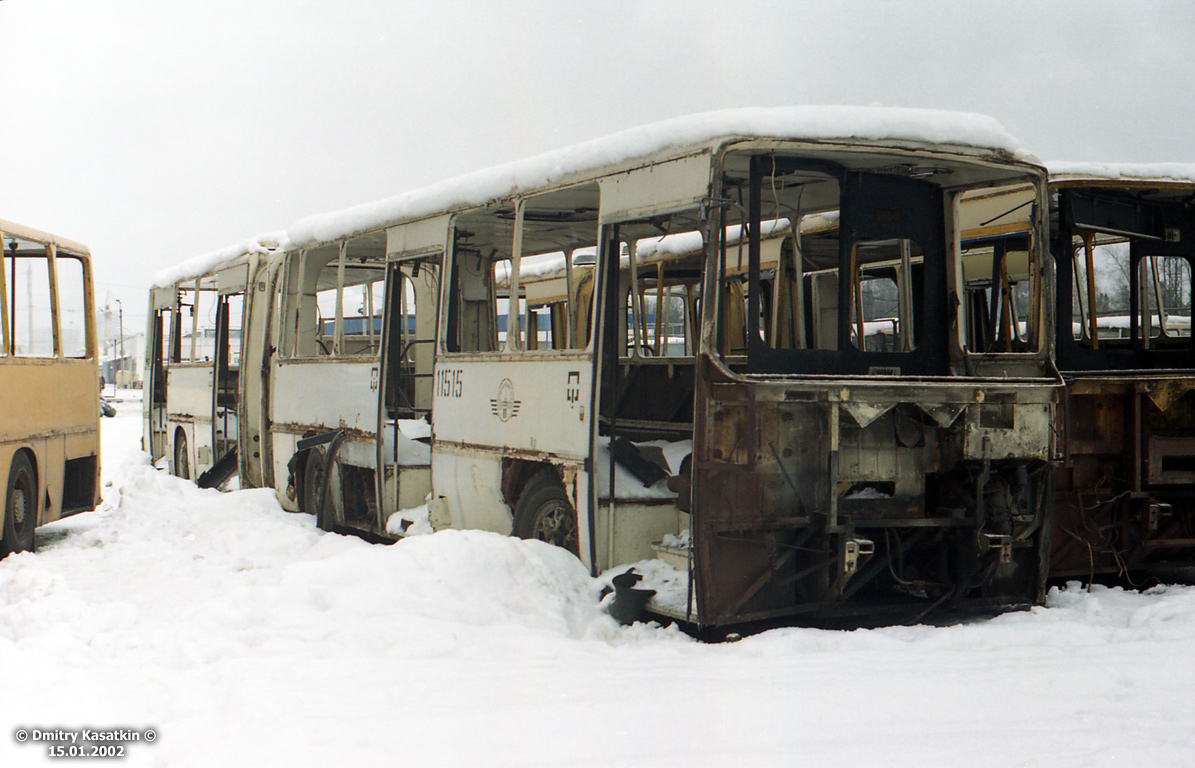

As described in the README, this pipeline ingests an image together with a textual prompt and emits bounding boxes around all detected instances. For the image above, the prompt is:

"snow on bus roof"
[152,232,288,288]
[1046,161,1195,184]
[286,106,1030,249]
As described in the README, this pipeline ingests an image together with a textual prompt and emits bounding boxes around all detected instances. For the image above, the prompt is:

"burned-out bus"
[2,219,101,557]
[147,107,1058,626]
[1048,164,1195,579]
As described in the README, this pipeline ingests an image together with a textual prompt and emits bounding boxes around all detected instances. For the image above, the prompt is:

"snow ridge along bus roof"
[152,232,288,289]
[285,105,1031,249]
[153,106,1030,288]
[1046,161,1195,184]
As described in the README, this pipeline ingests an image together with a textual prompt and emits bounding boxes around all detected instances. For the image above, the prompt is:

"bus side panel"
[429,450,512,533]
[1,358,98,439]
[431,357,591,459]
[271,359,378,434]
[0,358,99,525]
[166,364,214,475]
[429,356,593,548]
[269,358,378,513]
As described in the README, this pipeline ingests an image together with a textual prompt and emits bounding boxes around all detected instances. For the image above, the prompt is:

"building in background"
[98,300,145,388]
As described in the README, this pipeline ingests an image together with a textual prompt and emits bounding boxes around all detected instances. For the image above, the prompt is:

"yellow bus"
[0,219,101,557]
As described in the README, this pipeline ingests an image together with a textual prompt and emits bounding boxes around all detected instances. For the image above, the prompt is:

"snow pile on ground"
[384,502,432,537]
[2,392,1194,767]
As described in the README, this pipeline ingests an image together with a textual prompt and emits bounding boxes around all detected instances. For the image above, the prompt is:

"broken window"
[283,233,387,358]
[719,153,949,376]
[961,235,1035,353]
[1068,238,1193,348]
[177,281,218,363]
[445,183,600,354]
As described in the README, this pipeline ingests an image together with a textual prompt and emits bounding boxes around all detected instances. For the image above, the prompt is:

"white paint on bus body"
[431,356,592,460]
[270,360,378,435]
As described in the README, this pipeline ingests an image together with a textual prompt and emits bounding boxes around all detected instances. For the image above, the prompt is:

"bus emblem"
[490,378,521,422]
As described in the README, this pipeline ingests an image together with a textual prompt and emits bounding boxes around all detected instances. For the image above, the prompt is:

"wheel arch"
[172,425,191,479]
[501,457,563,508]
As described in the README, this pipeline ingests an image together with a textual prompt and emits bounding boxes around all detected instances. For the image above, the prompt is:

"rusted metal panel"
[1054,376,1195,576]
[693,355,1056,626]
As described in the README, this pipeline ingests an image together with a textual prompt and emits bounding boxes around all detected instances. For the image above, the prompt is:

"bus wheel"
[512,469,579,556]
[173,430,190,480]
[3,452,37,556]
[302,449,331,529]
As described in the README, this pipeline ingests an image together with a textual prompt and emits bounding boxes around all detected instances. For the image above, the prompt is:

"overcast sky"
[3,0,1193,330]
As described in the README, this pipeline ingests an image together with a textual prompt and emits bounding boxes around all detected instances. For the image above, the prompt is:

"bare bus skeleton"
[146,107,1058,626]
[1047,164,1195,580]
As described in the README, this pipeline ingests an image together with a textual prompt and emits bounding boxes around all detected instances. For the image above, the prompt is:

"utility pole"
[115,299,123,394]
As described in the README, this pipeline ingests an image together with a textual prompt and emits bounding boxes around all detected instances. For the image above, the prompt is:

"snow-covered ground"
[2,393,1193,767]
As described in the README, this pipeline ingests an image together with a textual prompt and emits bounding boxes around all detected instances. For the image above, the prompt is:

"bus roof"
[286,105,1031,250]
[1046,161,1195,185]
[151,232,287,288]
[155,106,1031,288]
[0,218,90,258]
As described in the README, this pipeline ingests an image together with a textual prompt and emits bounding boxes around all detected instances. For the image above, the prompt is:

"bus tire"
[512,469,579,556]
[173,429,190,480]
[302,449,332,530]
[3,452,37,556]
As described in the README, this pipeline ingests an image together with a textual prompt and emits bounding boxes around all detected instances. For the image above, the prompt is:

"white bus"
[147,107,1058,626]
[1,219,101,556]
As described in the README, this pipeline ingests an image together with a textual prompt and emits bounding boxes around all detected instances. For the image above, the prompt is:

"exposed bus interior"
[676,147,1054,625]
[960,236,1036,354]
[211,289,244,481]
[1051,180,1195,578]
[283,236,387,359]
[382,259,438,421]
[442,184,602,552]
[1059,191,1195,363]
[376,251,439,537]
[147,292,181,463]
[448,183,600,355]
[280,233,397,535]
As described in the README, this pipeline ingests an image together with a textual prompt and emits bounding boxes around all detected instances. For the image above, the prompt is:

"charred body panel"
[1054,378,1195,577]
[686,148,1056,626]
[693,361,1054,624]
